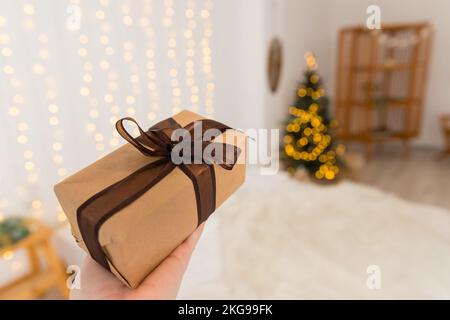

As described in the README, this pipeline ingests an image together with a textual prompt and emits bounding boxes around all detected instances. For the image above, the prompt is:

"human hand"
[70,223,205,300]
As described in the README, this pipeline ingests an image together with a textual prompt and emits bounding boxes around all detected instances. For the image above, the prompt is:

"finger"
[180,222,205,255]
[170,222,205,268]
[76,256,130,299]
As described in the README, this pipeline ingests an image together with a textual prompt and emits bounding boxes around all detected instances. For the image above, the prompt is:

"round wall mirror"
[267,37,283,93]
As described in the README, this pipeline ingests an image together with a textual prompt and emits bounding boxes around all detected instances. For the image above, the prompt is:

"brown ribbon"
[76,116,241,271]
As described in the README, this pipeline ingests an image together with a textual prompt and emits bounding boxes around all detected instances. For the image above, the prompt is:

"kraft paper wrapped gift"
[54,110,246,288]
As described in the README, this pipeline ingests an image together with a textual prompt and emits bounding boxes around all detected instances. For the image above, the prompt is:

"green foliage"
[0,217,30,248]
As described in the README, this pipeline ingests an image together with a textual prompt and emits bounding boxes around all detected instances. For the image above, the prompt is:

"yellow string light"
[2,250,14,260]
[75,15,101,152]
[78,2,112,156]
[80,0,119,155]
[24,3,70,219]
[304,51,318,70]
[297,87,307,97]
[119,0,141,138]
[310,74,319,83]
[163,0,181,115]
[103,23,116,147]
[1,13,41,215]
[201,0,214,117]
[120,1,140,116]
[141,0,159,122]
[184,0,199,112]
[97,0,123,150]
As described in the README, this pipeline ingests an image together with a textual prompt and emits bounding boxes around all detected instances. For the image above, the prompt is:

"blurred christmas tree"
[281,52,345,181]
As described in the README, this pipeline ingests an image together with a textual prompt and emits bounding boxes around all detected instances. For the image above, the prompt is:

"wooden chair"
[0,219,69,299]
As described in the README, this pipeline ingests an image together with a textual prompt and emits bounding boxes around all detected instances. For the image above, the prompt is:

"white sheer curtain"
[0,0,215,223]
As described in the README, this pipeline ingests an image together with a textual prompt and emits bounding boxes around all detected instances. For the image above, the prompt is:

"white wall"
[213,0,267,130]
[267,0,333,130]
[214,0,334,132]
[327,0,450,147]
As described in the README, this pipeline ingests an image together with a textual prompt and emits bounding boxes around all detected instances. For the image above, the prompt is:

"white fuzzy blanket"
[179,170,450,299]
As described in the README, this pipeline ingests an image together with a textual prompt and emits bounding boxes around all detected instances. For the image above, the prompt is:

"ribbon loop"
[115,117,168,157]
[115,117,241,170]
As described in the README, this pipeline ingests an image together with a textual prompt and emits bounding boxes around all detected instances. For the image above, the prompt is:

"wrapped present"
[54,110,246,288]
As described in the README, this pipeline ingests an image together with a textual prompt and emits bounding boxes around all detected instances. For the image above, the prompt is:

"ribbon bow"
[115,117,240,170]
[77,116,241,272]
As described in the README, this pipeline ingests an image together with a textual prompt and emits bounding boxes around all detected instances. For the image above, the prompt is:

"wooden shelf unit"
[334,22,433,158]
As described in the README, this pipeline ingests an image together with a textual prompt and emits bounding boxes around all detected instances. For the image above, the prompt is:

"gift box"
[54,110,246,288]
